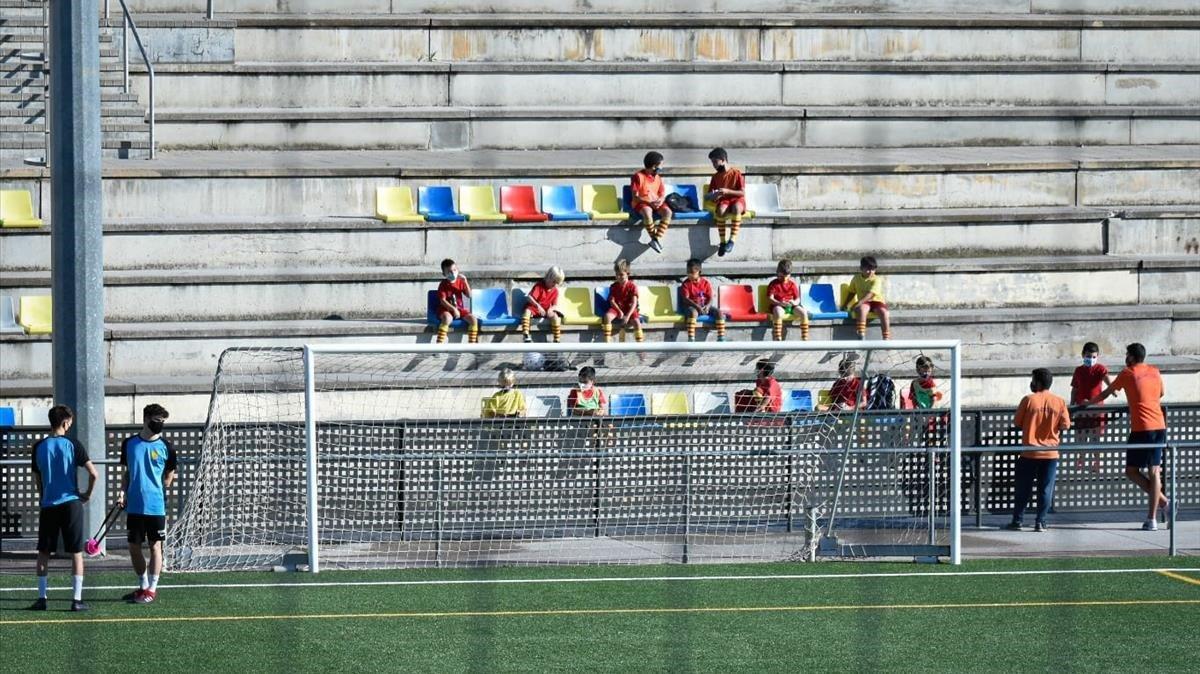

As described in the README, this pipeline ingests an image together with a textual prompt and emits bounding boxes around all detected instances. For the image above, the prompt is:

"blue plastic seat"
[0,406,14,427]
[782,390,814,412]
[418,186,467,222]
[541,185,591,221]
[611,393,648,416]
[663,184,711,220]
[427,289,465,327]
[802,283,850,320]
[471,288,520,327]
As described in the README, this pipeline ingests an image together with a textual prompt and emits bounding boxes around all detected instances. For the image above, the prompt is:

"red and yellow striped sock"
[603,322,613,343]
[716,316,726,339]
[436,326,448,344]
[520,311,531,337]
[717,223,728,244]
[882,328,892,340]
[635,326,645,343]
[772,318,783,341]
[856,320,867,338]
[687,317,697,341]
[551,320,562,343]
[800,318,810,341]
[468,325,479,344]
[730,217,741,240]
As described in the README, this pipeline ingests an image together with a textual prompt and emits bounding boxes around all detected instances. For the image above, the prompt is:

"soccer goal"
[167,341,962,572]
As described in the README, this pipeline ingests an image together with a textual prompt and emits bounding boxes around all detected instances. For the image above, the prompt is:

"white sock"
[139,573,149,590]
[37,576,48,599]
[149,575,160,592]
[72,575,83,602]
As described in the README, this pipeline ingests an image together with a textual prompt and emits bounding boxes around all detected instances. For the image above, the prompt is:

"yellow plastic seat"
[560,286,601,326]
[18,295,51,335]
[702,193,755,220]
[651,392,690,415]
[638,286,682,323]
[374,186,425,223]
[0,190,43,228]
[818,389,832,408]
[582,185,628,221]
[459,185,506,222]
[839,283,880,320]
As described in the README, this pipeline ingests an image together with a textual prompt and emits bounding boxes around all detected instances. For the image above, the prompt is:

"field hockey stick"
[85,502,124,556]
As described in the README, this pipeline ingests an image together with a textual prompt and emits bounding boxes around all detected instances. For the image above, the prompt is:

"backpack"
[664,192,690,213]
[865,374,896,410]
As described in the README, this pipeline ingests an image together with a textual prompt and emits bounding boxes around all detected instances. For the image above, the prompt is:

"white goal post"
[169,340,963,572]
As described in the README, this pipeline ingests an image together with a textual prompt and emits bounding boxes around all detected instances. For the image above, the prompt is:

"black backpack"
[865,374,896,410]
[664,192,690,213]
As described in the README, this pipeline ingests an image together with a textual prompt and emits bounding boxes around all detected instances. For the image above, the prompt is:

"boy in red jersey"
[1070,341,1114,472]
[520,266,565,343]
[706,148,746,257]
[568,366,608,416]
[823,356,862,411]
[679,258,726,342]
[631,151,671,254]
[908,355,944,410]
[603,258,643,343]
[767,259,809,341]
[753,359,783,412]
[436,258,479,344]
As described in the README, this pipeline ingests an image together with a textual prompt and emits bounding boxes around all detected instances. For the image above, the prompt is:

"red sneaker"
[134,589,156,604]
[124,588,146,602]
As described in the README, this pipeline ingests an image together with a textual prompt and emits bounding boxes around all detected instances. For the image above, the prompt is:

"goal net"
[168,341,961,572]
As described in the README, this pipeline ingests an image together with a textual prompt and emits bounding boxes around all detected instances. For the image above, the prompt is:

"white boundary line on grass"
[3,566,1198,593]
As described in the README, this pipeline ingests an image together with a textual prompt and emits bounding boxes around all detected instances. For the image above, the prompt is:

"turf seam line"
[5,599,1200,627]
[1157,570,1200,587]
[4,566,1200,593]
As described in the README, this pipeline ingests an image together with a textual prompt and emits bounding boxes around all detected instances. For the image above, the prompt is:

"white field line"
[2,566,1198,593]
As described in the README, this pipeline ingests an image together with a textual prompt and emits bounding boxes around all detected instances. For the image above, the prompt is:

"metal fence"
[1,404,1196,542]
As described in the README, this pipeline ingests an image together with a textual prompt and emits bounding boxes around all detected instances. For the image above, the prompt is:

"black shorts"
[37,500,85,554]
[126,513,167,544]
[1126,429,1167,468]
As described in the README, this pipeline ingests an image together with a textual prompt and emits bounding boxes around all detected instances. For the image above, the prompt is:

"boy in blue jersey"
[29,405,98,612]
[118,403,177,605]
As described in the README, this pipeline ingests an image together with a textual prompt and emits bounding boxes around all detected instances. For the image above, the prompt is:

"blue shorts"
[1126,429,1166,468]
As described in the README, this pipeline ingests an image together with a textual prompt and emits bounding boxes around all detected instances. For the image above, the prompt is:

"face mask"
[147,419,165,434]
[579,382,593,391]
[919,373,932,380]
[1083,357,1096,367]
[716,165,727,173]
[649,168,660,176]
[445,271,458,282]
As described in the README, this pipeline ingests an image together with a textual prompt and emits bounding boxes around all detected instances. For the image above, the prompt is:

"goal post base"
[820,535,951,560]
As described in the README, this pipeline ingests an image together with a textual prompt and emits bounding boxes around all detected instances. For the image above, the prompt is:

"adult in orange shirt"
[1081,343,1167,531]
[1006,368,1070,532]
[630,151,671,254]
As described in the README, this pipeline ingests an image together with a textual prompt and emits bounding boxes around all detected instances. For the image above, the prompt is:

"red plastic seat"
[500,185,550,223]
[719,284,768,322]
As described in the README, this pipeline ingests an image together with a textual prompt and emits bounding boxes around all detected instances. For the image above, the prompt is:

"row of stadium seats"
[0,295,51,335]
[506,389,830,418]
[377,183,785,224]
[432,282,860,328]
[0,190,43,228]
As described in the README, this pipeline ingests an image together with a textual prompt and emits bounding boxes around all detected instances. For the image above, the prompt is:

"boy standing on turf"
[521,266,565,343]
[706,148,746,257]
[844,256,892,340]
[603,258,643,343]
[1007,368,1071,532]
[631,151,671,254]
[1081,343,1167,530]
[436,258,480,344]
[119,403,177,604]
[29,405,98,612]
[680,258,727,342]
[767,259,809,341]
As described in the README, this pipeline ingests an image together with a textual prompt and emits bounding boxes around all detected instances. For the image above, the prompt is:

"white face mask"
[578,382,593,391]
[1083,356,1097,367]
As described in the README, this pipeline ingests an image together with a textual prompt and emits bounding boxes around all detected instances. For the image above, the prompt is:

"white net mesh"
[167,342,959,571]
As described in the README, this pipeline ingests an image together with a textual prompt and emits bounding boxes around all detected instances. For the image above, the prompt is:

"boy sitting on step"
[521,266,566,343]
[435,258,479,344]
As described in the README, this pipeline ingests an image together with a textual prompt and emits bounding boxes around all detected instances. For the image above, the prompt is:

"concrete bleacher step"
[11,207,1194,270]
[130,60,1200,109]
[153,105,1200,151]
[4,145,1197,218]
[1,256,1195,322]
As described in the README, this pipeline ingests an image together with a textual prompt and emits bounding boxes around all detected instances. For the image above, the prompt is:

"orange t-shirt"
[1112,363,1165,432]
[1013,390,1071,459]
[706,168,746,205]
[630,170,664,208]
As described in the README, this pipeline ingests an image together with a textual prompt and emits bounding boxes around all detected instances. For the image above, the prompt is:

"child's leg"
[148,540,164,592]
[712,307,727,340]
[771,305,785,341]
[638,206,655,237]
[550,311,562,343]
[437,312,452,344]
[520,308,533,337]
[633,316,645,343]
[729,202,744,243]
[854,304,868,339]
[685,307,699,341]
[877,304,891,340]
[466,314,479,344]
[603,310,618,343]
[796,306,810,341]
[656,206,672,239]
[71,552,84,601]
[715,204,729,244]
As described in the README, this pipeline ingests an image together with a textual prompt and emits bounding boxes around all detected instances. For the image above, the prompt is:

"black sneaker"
[649,238,663,254]
[717,242,727,257]
[70,600,90,612]
[29,598,47,611]
[1004,521,1022,531]
[1034,522,1047,532]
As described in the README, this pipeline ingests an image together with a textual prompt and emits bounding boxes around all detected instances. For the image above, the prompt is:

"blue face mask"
[1083,356,1097,367]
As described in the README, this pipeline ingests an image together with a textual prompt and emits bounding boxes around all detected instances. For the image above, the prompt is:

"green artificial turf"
[1,557,1196,673]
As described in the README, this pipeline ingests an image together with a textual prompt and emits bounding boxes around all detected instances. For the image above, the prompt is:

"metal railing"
[114,0,155,159]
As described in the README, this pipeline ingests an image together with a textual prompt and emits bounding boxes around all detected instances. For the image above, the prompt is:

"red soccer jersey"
[527,280,559,313]
[608,280,639,315]
[437,276,470,313]
[630,170,664,208]
[681,277,714,309]
[1070,364,1109,405]
[755,377,782,412]
[830,376,861,409]
[768,278,800,305]
[707,167,746,207]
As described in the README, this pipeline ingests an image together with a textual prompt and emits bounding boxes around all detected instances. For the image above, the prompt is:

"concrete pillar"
[49,0,107,552]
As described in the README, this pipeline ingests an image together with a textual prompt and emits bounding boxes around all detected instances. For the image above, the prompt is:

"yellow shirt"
[849,273,885,304]
[482,389,526,418]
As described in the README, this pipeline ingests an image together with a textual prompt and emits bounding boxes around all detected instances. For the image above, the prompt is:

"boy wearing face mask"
[119,404,176,604]
[908,355,944,409]
[568,367,608,416]
[1070,342,1113,472]
[436,258,479,344]
[631,151,672,254]
[705,147,746,257]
